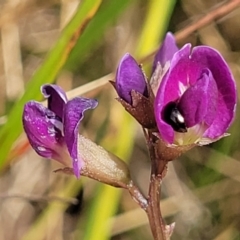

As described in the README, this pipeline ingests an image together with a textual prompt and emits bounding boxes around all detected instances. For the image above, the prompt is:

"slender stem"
[127,179,165,240]
[174,0,240,42]
[151,141,167,239]
[127,181,148,210]
[146,175,166,240]
[127,129,168,239]
[126,135,170,240]
[144,129,168,240]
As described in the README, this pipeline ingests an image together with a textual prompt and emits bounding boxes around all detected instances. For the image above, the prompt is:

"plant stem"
[127,129,168,240]
[127,180,165,240]
[146,174,166,240]
[146,129,168,240]
[127,181,148,210]
[127,174,167,240]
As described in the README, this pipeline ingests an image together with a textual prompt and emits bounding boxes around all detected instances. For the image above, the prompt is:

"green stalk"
[136,0,176,59]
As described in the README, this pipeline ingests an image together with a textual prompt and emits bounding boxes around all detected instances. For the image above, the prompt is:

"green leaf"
[0,0,102,167]
[136,0,177,58]
[64,0,131,71]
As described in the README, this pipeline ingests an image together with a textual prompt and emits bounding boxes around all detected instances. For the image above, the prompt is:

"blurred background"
[0,0,240,239]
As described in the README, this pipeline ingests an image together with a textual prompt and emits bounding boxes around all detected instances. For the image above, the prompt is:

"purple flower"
[22,84,98,178]
[115,53,148,104]
[154,33,237,145]
[113,53,156,128]
[152,32,179,73]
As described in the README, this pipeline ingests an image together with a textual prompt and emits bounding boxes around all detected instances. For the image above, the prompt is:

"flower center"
[174,122,207,145]
[163,102,187,133]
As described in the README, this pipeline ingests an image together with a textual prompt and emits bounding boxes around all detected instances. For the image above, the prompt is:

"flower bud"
[112,53,156,129]
[78,135,131,188]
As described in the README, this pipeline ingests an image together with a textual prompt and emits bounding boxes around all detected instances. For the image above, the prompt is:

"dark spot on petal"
[163,102,187,133]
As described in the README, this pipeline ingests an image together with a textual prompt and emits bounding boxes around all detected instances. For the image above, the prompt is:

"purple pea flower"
[114,32,236,149]
[115,53,148,104]
[113,53,155,128]
[154,33,237,146]
[22,84,98,178]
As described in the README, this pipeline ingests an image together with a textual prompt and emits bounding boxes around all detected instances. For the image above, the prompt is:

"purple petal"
[152,32,179,73]
[154,44,192,144]
[63,97,98,178]
[41,84,68,120]
[178,69,218,128]
[191,46,237,138]
[115,53,147,104]
[23,101,64,159]
[159,44,192,104]
[155,43,236,144]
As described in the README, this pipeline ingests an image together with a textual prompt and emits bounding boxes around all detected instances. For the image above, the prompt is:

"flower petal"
[41,84,67,120]
[178,69,218,128]
[23,101,64,159]
[63,97,98,178]
[191,46,237,138]
[152,32,179,72]
[115,53,147,104]
[154,43,236,145]
[154,44,191,144]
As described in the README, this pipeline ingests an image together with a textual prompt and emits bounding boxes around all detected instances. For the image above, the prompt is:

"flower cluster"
[114,32,237,148]
[22,32,237,181]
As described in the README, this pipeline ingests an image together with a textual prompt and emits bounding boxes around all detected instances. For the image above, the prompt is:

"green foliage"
[65,0,132,72]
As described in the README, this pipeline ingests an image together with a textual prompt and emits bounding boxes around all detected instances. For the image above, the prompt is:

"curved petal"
[152,32,179,73]
[154,44,192,144]
[41,84,68,120]
[23,101,64,159]
[115,53,147,104]
[155,43,236,144]
[63,97,98,178]
[191,46,237,138]
[178,69,218,128]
